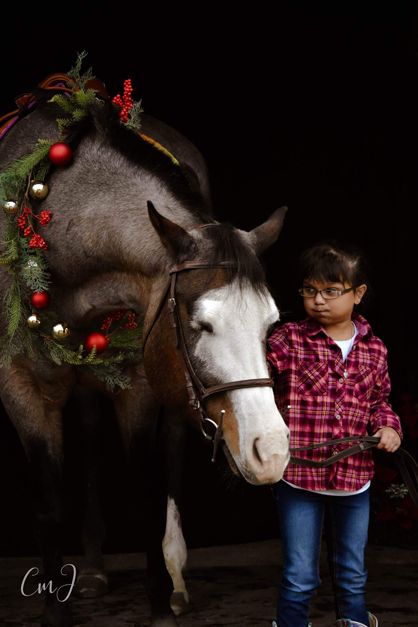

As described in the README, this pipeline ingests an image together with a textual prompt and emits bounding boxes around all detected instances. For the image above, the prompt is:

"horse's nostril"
[287,433,290,440]
[253,438,263,464]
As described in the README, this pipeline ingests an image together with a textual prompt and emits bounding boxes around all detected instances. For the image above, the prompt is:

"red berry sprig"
[40,211,52,226]
[101,316,112,331]
[18,205,53,249]
[100,309,137,336]
[125,313,138,330]
[29,234,48,250]
[112,79,134,123]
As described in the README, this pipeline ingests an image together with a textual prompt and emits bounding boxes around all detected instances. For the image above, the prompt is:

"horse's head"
[143,203,290,485]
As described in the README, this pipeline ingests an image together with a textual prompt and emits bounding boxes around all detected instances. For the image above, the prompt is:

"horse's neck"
[43,141,205,325]
[1,108,210,327]
[50,271,154,328]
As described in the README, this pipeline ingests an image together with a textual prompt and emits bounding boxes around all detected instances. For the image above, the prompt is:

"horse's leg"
[0,362,74,627]
[112,365,178,627]
[72,386,108,598]
[162,413,192,616]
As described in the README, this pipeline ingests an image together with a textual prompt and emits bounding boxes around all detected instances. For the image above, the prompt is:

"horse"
[0,85,290,627]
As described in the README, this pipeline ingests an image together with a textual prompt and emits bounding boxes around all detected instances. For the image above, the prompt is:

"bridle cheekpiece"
[142,258,274,462]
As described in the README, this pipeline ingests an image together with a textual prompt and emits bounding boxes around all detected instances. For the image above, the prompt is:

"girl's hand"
[374,427,401,452]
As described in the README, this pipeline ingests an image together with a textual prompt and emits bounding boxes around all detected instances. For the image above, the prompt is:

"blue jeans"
[275,480,370,627]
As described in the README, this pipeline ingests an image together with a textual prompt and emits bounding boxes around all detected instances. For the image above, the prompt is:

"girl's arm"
[368,359,402,451]
[266,328,290,383]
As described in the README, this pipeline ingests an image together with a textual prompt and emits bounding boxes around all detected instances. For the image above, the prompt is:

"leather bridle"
[142,259,274,462]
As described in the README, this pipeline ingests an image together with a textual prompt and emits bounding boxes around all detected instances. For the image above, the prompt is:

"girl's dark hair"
[299,242,372,307]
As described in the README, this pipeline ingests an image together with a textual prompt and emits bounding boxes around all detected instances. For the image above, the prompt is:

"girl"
[268,243,402,627]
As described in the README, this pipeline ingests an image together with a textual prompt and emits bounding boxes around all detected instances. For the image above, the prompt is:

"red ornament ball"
[49,142,73,166]
[31,291,50,309]
[84,332,108,354]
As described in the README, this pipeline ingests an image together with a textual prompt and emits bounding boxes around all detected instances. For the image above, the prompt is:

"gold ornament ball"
[3,200,18,214]
[27,313,41,328]
[52,322,71,340]
[29,181,49,200]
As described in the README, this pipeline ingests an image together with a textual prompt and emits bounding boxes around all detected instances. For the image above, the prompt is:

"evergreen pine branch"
[2,140,56,191]
[73,89,96,109]
[0,215,19,267]
[0,236,19,267]
[125,100,144,132]
[67,51,88,79]
[35,158,52,183]
[18,236,51,292]
[108,325,143,350]
[84,362,132,391]
[71,109,88,122]
[67,51,94,90]
[56,119,72,136]
[3,276,27,338]
[48,94,77,114]
[20,262,51,293]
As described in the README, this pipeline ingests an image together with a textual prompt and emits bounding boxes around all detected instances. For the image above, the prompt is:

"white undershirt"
[284,321,371,496]
[334,322,358,362]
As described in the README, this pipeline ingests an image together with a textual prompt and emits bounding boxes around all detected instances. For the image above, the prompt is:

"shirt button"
[333,450,338,456]
[336,414,341,420]
[339,378,344,383]
[343,371,348,378]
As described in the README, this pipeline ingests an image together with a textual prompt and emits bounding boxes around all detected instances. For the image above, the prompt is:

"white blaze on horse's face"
[190,280,290,485]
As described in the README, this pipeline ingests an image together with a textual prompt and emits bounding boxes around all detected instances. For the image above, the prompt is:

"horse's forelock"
[198,224,268,296]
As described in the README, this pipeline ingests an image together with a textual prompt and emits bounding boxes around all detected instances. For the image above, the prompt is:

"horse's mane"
[36,90,214,222]
[35,91,267,293]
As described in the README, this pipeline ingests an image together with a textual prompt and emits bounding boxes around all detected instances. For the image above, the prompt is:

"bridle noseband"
[142,259,274,461]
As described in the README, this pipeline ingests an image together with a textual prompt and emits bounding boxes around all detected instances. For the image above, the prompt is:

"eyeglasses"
[299,286,355,300]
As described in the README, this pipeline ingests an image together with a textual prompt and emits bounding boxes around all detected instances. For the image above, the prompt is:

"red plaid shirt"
[267,313,402,491]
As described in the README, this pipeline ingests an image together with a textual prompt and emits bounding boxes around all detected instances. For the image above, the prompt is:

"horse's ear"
[147,201,195,259]
[248,206,288,256]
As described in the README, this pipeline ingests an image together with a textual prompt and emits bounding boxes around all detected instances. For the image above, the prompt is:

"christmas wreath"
[0,53,160,391]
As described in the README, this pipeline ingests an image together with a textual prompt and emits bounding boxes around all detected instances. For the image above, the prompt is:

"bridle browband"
[142,259,274,461]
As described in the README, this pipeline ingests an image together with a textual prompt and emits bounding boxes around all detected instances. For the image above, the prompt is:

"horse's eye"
[199,322,213,333]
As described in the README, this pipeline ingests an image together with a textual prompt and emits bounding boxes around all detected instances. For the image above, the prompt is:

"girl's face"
[302,277,367,326]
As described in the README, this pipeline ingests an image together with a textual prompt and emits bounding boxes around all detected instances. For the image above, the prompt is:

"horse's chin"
[222,442,287,486]
[222,443,270,485]
[222,443,242,477]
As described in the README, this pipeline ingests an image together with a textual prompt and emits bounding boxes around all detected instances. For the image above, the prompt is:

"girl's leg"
[324,489,370,625]
[275,481,325,627]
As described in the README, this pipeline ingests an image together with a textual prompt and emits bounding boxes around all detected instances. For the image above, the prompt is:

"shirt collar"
[302,312,373,339]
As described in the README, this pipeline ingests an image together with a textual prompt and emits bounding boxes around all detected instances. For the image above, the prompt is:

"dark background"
[1,1,418,556]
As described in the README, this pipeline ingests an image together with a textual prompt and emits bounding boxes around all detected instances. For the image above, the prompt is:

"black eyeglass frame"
[298,286,356,300]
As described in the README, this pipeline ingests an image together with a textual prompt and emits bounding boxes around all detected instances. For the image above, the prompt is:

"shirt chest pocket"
[297,361,328,396]
[352,366,374,401]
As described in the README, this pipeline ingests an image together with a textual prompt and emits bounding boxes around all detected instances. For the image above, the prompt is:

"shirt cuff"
[371,414,403,439]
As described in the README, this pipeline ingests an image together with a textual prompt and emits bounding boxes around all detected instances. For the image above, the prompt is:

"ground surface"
[0,540,416,626]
